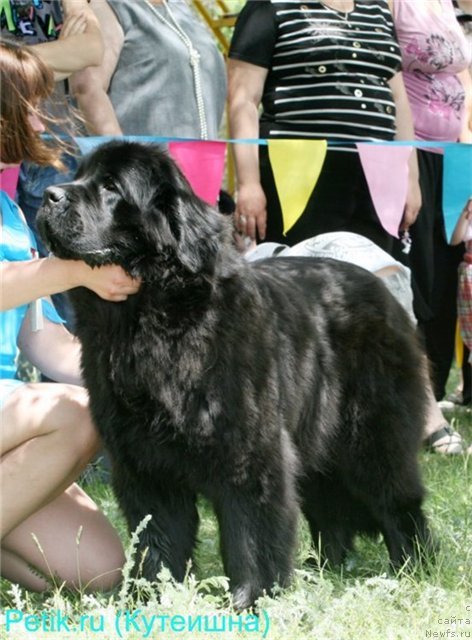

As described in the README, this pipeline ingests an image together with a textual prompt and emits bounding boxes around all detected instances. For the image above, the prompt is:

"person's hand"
[75,262,141,301]
[59,11,88,39]
[463,197,472,220]
[235,182,267,241]
[400,173,422,232]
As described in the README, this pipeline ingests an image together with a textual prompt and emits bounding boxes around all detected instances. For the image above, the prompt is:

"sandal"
[425,424,465,455]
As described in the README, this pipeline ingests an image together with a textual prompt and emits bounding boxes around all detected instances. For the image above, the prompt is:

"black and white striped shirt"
[229,0,402,145]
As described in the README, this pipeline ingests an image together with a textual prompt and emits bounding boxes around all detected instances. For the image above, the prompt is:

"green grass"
[1,388,471,640]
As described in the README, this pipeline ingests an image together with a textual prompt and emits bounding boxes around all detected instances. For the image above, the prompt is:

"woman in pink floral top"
[389,0,472,451]
[393,0,470,143]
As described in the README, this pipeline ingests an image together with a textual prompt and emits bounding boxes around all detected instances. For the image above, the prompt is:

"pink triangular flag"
[168,141,227,206]
[357,144,413,238]
[0,166,20,199]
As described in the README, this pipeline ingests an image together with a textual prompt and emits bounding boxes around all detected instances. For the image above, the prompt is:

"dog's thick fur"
[38,141,432,609]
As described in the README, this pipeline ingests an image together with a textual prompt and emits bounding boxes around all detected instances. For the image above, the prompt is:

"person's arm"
[17,311,82,384]
[69,0,124,135]
[457,0,472,12]
[29,0,104,81]
[227,59,268,241]
[0,257,140,311]
[458,69,472,142]
[451,198,472,245]
[388,71,422,231]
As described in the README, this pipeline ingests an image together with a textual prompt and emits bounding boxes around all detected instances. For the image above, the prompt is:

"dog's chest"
[78,311,220,439]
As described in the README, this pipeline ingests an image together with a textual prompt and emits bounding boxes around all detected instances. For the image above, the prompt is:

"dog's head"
[37,141,229,278]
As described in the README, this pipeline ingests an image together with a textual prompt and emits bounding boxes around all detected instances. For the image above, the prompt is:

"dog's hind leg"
[379,498,435,569]
[300,471,357,567]
[113,467,199,583]
[365,461,437,569]
[341,455,435,569]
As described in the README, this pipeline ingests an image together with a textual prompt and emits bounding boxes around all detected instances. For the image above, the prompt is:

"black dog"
[38,141,432,609]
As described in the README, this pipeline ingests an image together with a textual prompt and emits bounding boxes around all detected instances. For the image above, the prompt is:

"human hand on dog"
[0,259,140,311]
[75,262,141,301]
[235,182,267,241]
[399,171,422,232]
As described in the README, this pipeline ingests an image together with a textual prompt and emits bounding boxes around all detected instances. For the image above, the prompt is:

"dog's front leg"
[213,477,299,611]
[113,466,199,583]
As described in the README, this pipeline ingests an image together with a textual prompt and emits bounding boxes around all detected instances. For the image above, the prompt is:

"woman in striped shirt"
[228,0,420,251]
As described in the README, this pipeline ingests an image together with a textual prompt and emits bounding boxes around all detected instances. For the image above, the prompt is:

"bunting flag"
[268,139,327,235]
[168,140,227,206]
[443,143,472,243]
[0,166,20,199]
[455,320,464,368]
[66,137,471,236]
[357,143,413,238]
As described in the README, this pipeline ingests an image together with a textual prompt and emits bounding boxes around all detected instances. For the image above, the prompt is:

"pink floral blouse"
[393,0,471,142]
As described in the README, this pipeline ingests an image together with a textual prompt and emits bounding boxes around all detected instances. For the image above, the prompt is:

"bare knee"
[2,383,100,462]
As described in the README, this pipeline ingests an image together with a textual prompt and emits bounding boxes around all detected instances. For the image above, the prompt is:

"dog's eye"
[102,176,119,193]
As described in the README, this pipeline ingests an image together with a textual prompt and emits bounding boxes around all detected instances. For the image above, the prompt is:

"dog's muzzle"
[43,186,69,213]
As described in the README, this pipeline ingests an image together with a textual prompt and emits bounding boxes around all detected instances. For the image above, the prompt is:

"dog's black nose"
[44,186,67,204]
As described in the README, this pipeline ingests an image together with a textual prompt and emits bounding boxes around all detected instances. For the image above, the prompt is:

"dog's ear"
[146,155,227,276]
[174,182,225,274]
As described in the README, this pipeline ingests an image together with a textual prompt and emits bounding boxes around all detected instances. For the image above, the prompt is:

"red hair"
[0,40,62,167]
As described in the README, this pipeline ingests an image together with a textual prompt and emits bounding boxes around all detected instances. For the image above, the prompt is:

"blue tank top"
[0,191,62,379]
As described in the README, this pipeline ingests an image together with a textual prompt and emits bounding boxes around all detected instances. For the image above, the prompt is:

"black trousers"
[260,147,394,253]
[394,150,464,400]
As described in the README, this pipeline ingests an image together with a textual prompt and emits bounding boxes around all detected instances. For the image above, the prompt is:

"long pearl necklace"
[144,0,209,140]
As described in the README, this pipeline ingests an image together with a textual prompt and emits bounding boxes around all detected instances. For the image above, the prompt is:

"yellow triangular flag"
[268,139,328,235]
[455,320,464,368]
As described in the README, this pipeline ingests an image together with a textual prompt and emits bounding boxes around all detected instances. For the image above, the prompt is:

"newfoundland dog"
[38,141,432,609]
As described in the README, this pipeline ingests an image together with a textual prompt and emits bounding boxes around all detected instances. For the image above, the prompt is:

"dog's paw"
[231,583,262,612]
